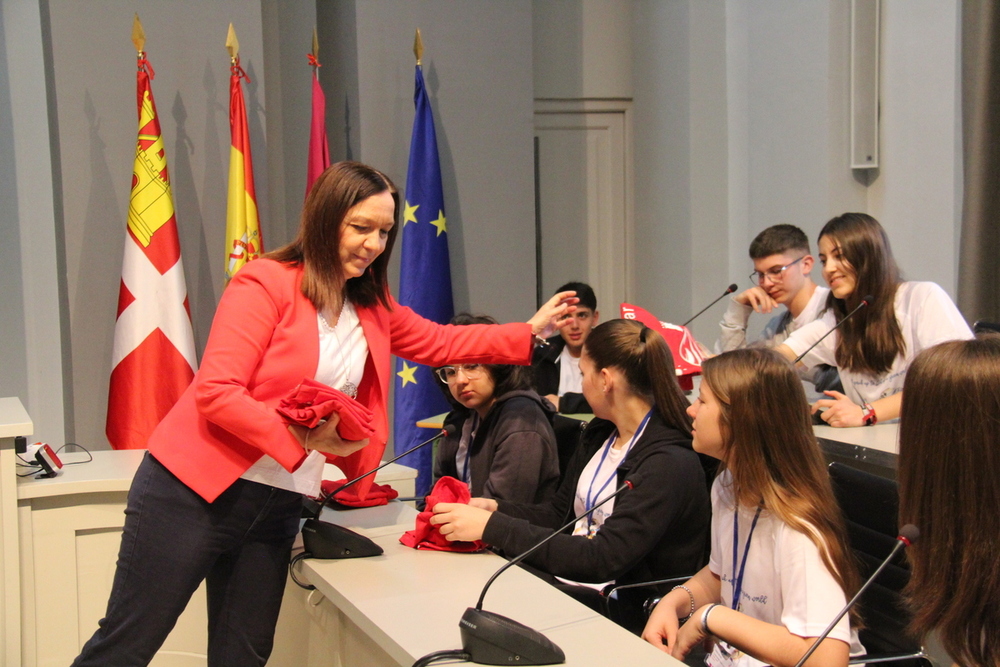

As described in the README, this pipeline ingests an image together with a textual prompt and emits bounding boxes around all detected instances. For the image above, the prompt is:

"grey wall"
[0,0,966,449]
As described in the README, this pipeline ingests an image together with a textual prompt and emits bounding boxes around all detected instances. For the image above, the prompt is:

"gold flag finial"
[413,28,423,66]
[312,26,319,60]
[226,23,239,62]
[132,13,145,55]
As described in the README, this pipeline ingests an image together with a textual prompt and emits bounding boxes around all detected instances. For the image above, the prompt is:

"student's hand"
[642,599,682,653]
[543,394,560,411]
[468,497,498,512]
[429,502,491,541]
[812,390,864,428]
[734,286,778,314]
[671,606,714,660]
[288,414,370,457]
[528,291,580,339]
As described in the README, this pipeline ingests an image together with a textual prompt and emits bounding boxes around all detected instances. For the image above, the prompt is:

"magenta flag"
[306,62,330,197]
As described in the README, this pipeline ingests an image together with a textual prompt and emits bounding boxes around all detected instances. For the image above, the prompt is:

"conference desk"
[293,502,683,666]
[418,412,901,478]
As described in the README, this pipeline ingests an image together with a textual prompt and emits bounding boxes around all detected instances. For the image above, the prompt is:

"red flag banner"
[225,55,262,279]
[306,53,330,197]
[106,54,197,450]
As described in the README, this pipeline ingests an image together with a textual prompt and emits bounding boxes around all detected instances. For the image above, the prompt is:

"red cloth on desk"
[400,476,485,552]
[277,378,376,442]
[320,478,398,507]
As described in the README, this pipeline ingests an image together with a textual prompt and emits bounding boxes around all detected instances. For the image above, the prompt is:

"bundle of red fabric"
[400,476,485,552]
[277,378,375,441]
[320,479,399,508]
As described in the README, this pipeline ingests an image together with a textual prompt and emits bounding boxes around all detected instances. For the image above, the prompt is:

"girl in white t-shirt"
[778,213,972,427]
[643,348,863,667]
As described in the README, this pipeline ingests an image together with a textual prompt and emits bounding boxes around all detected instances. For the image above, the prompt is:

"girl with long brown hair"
[430,319,711,633]
[778,213,971,427]
[643,348,862,666]
[898,337,1000,667]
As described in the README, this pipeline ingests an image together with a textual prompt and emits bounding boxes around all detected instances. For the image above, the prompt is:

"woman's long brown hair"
[583,319,692,435]
[819,213,903,375]
[702,348,861,624]
[899,337,1000,667]
[265,161,400,314]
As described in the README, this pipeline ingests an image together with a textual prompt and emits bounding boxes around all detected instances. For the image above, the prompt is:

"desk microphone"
[301,425,455,560]
[793,295,873,365]
[458,478,636,665]
[682,284,739,327]
[792,523,919,667]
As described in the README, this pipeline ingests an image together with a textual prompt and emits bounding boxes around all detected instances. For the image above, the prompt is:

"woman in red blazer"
[74,162,576,667]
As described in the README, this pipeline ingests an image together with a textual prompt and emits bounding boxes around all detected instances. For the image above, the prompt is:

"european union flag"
[393,63,454,496]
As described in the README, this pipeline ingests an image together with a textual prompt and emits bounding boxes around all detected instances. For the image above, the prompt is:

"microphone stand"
[682,284,739,327]
[458,480,635,665]
[793,296,872,364]
[792,524,919,667]
[301,427,452,560]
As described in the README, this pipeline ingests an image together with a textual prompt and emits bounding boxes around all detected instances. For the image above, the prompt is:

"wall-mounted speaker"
[850,0,880,169]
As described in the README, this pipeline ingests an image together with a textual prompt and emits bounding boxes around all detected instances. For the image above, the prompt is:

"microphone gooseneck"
[792,294,874,365]
[300,425,455,561]
[475,478,635,611]
[792,523,919,667]
[312,424,456,520]
[682,284,739,327]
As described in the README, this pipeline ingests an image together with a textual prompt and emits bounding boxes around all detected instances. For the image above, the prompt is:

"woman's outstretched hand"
[528,290,579,339]
[288,412,369,457]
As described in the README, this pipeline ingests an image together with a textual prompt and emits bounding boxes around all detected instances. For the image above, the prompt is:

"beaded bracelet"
[671,585,696,622]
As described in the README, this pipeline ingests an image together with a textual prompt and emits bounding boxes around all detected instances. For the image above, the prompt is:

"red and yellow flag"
[225,24,262,279]
[107,26,197,450]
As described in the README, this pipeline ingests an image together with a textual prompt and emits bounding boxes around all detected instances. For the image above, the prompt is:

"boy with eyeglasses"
[718,225,839,389]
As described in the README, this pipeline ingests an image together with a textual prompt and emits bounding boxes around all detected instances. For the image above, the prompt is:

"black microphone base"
[300,518,384,559]
[459,607,565,665]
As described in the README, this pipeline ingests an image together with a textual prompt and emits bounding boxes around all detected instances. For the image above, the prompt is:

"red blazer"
[147,259,532,502]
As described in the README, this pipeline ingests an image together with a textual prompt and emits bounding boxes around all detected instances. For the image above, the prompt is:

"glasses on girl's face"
[435,364,485,384]
[749,256,805,284]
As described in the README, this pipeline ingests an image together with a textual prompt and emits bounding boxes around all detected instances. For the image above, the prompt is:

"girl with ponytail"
[432,319,712,632]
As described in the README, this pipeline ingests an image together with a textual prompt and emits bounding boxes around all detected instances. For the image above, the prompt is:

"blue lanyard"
[731,505,762,611]
[584,410,653,516]
[459,413,479,485]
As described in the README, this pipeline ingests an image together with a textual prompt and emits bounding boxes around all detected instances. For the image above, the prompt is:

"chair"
[973,320,1000,335]
[600,576,690,635]
[827,462,931,666]
[550,414,587,483]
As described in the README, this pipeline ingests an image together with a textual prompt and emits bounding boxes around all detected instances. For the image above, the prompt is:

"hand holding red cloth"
[400,476,485,552]
[277,378,375,441]
[320,478,399,508]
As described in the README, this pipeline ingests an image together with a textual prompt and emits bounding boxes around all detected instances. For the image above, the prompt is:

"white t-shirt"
[718,286,831,382]
[708,472,864,667]
[241,301,368,497]
[557,345,583,397]
[782,282,973,407]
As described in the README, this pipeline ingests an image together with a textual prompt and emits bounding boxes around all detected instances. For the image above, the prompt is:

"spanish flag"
[106,18,197,450]
[225,24,262,280]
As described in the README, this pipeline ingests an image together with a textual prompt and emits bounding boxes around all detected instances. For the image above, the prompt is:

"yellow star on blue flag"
[397,361,418,387]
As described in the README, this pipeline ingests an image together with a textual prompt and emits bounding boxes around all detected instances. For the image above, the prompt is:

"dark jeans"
[72,452,303,667]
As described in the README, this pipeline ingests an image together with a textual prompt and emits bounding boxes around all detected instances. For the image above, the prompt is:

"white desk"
[295,503,684,666]
[13,448,416,667]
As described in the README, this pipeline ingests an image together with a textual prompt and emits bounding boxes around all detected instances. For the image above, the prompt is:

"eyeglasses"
[435,364,485,384]
[749,256,805,284]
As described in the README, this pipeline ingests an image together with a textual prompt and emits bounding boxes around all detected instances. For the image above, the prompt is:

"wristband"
[701,603,720,636]
[861,402,878,426]
[671,585,696,621]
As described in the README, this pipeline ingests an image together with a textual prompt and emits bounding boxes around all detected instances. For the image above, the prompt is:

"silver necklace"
[319,306,359,399]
